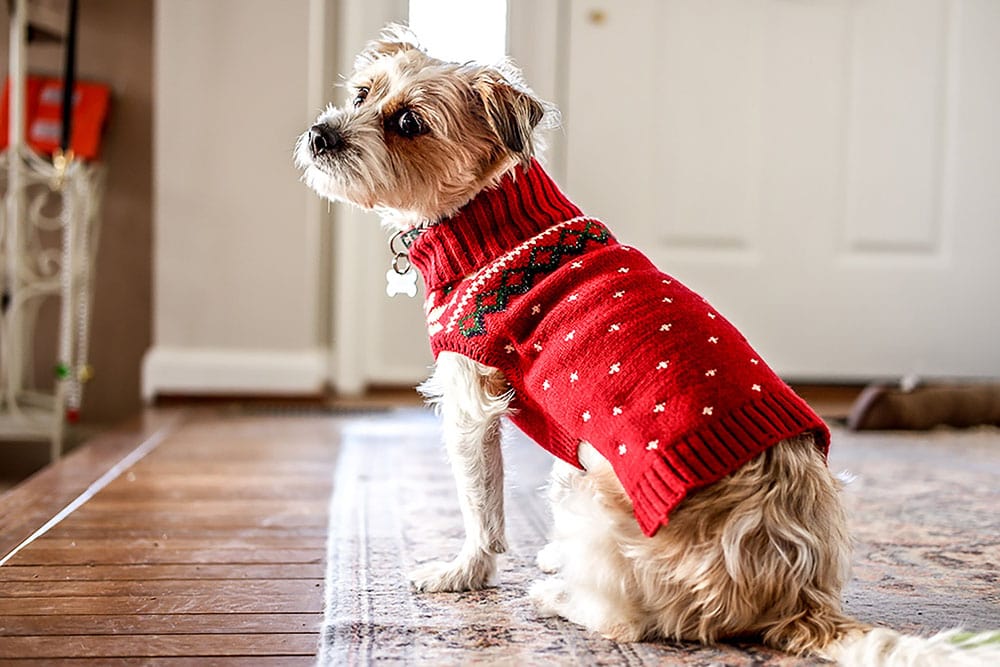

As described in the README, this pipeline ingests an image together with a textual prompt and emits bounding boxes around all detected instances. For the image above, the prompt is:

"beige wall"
[145,0,331,397]
[1,0,153,424]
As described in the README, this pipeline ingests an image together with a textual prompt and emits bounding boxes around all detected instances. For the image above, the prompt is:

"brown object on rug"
[319,410,1000,666]
[848,383,1000,430]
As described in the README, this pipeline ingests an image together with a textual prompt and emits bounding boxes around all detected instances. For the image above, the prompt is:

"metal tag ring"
[389,229,409,256]
[392,253,411,275]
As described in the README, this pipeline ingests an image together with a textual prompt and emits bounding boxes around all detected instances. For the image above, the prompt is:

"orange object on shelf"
[0,76,111,160]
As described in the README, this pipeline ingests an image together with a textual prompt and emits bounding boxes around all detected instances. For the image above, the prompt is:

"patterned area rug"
[318,410,999,665]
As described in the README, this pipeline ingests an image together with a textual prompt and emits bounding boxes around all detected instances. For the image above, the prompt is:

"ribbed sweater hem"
[628,392,830,536]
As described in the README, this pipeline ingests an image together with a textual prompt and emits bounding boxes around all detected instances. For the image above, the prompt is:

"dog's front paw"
[408,555,495,592]
[536,542,562,574]
[528,577,568,617]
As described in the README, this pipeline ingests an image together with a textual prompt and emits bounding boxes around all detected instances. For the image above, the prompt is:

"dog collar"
[407,159,583,293]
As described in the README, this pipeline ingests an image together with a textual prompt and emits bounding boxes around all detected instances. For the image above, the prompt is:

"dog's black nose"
[309,124,342,156]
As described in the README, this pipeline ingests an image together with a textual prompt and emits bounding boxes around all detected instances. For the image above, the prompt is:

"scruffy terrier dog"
[297,26,998,666]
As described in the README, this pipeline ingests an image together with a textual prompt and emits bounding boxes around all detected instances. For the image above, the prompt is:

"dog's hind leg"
[535,458,584,574]
[410,351,512,592]
[530,443,649,642]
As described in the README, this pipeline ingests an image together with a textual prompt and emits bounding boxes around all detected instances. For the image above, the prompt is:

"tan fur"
[294,25,553,227]
[296,26,1000,666]
[533,436,866,654]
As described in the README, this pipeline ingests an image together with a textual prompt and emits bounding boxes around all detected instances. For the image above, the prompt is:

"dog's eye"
[353,88,369,108]
[395,109,426,138]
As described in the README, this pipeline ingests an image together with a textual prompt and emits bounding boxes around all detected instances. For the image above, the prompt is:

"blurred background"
[1,0,998,482]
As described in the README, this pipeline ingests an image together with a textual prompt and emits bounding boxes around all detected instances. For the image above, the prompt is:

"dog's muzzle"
[309,123,343,158]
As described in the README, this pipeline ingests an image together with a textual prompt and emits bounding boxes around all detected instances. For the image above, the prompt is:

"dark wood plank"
[0,613,321,636]
[0,593,322,615]
[41,526,328,540]
[35,515,328,530]
[152,442,335,459]
[25,536,327,551]
[0,563,324,581]
[73,499,329,515]
[3,658,317,666]
[0,634,318,658]
[125,461,334,476]
[4,546,325,566]
[93,476,334,501]
[0,578,322,598]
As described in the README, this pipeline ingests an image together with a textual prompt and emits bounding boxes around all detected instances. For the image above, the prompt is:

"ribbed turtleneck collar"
[406,159,583,292]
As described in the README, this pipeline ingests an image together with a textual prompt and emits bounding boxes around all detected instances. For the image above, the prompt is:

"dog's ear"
[473,68,546,168]
[354,23,423,71]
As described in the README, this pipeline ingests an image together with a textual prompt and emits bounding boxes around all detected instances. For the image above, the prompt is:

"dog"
[297,25,1000,666]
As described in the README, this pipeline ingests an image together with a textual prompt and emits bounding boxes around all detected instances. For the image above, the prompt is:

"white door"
[328,0,509,392]
[562,0,1000,380]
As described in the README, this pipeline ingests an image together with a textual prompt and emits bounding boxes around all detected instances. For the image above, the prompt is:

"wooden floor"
[0,389,860,663]
[0,408,344,663]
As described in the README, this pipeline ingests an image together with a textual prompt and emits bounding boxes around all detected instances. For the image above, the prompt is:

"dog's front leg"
[410,352,512,592]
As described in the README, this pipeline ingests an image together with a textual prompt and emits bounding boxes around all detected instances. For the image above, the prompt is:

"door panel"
[844,0,948,253]
[564,0,1000,379]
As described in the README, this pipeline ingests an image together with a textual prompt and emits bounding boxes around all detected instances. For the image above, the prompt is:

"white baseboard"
[142,346,330,401]
[364,363,431,388]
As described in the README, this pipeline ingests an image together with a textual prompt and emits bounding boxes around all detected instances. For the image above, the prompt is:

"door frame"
[324,0,567,393]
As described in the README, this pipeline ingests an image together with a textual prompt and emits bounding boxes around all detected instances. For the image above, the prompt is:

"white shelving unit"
[0,0,104,460]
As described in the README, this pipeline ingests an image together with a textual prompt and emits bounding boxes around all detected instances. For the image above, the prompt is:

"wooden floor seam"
[0,426,174,568]
[0,409,340,662]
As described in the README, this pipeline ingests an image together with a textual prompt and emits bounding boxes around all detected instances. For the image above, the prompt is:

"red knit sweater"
[407,160,830,537]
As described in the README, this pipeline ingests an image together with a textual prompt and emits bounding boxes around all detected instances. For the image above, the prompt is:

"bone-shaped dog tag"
[386,267,417,298]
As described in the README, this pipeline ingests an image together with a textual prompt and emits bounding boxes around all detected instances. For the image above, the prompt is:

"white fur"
[410,352,512,591]
[528,441,647,642]
[833,628,1000,667]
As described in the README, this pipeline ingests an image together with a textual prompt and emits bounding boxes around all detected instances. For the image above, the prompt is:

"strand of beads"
[56,153,75,421]
[53,153,86,423]
[70,170,94,422]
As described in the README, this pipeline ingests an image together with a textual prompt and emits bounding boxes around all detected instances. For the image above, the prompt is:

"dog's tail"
[832,628,1000,667]
[768,610,1000,666]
